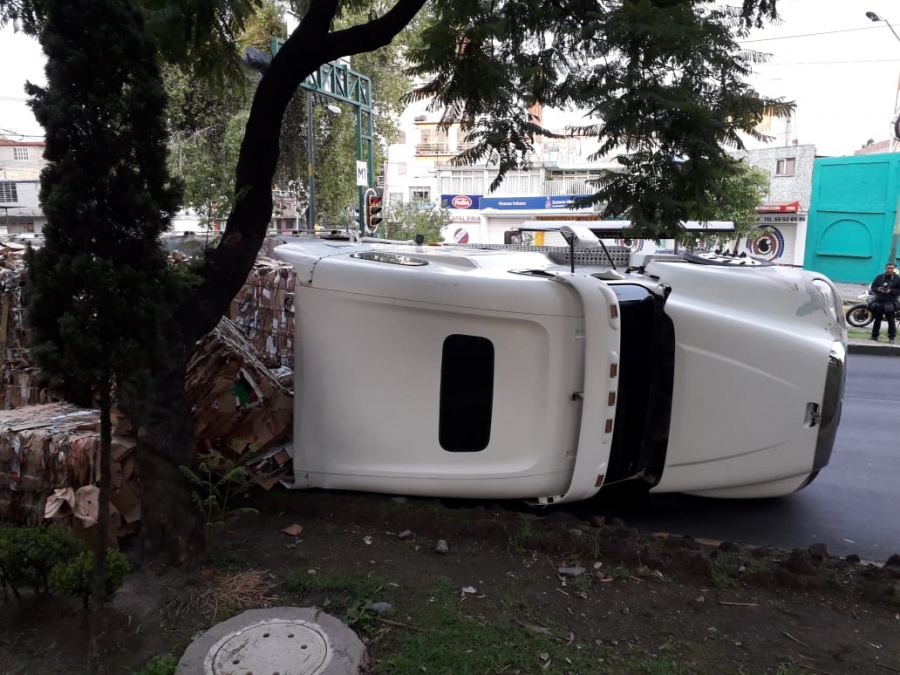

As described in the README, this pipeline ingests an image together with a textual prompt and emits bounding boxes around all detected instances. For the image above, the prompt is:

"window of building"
[12,147,29,161]
[439,334,494,451]
[396,162,407,176]
[443,170,485,196]
[7,221,34,234]
[410,187,431,203]
[775,157,796,176]
[0,182,17,203]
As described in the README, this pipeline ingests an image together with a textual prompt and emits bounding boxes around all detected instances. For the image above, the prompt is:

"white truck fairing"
[272,237,846,503]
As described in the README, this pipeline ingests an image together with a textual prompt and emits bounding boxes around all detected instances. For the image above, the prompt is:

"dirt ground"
[2,489,900,675]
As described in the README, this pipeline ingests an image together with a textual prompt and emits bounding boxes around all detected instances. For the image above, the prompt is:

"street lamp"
[306,91,341,232]
[868,10,900,263]
[867,10,900,150]
[867,11,900,42]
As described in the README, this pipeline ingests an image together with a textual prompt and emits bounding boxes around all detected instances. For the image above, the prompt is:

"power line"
[739,25,883,44]
[0,128,43,139]
[760,58,900,66]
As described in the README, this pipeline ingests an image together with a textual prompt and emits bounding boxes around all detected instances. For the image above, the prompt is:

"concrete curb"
[848,341,900,356]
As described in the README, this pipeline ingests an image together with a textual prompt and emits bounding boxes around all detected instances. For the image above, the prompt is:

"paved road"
[587,353,900,562]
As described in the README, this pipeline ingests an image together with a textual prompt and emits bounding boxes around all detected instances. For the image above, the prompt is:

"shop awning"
[757,201,801,214]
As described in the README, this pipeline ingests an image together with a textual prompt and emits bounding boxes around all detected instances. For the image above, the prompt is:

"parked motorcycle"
[845,291,900,327]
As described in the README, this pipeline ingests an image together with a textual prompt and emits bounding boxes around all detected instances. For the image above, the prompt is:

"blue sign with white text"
[479,195,592,210]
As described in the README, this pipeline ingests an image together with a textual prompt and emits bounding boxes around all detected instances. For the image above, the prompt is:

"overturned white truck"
[273,224,846,504]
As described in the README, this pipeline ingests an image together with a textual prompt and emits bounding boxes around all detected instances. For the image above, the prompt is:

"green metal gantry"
[272,38,374,235]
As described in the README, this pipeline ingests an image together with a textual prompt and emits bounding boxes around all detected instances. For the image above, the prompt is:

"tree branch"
[298,0,340,37]
[321,0,429,61]
[172,0,427,347]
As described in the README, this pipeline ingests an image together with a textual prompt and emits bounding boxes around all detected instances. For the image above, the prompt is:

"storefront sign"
[757,201,800,213]
[441,194,481,209]
[480,194,592,210]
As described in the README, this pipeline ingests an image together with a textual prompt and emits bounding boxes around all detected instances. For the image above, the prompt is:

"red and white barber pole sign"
[454,228,470,244]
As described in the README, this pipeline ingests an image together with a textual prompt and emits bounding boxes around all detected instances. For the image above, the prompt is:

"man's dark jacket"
[869,272,900,311]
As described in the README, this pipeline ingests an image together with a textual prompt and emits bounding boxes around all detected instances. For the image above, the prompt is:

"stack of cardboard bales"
[0,243,297,540]
[0,242,56,409]
[0,403,140,540]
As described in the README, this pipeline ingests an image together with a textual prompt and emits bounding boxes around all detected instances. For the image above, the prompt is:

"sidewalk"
[848,336,900,356]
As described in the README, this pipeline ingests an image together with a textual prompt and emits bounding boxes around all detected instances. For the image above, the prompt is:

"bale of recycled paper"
[0,402,140,543]
[186,316,293,463]
[0,243,61,409]
[227,256,295,369]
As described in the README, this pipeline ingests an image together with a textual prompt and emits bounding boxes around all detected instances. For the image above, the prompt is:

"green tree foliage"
[165,65,247,227]
[710,162,771,236]
[678,160,770,248]
[381,201,450,243]
[163,2,284,227]
[23,0,185,594]
[407,0,791,240]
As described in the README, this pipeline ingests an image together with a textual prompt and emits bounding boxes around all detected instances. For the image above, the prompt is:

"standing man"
[869,262,900,342]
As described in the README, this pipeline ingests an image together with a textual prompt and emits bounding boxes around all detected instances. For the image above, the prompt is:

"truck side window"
[439,334,494,452]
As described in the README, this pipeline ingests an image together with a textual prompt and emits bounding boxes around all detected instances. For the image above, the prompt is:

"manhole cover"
[204,619,332,675]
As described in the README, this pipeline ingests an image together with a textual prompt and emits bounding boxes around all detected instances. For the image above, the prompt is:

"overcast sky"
[2,0,900,156]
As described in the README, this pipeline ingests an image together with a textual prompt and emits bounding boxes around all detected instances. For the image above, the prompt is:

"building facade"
[0,137,46,181]
[733,144,817,267]
[0,179,45,235]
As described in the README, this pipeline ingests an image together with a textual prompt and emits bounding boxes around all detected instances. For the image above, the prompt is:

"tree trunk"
[88,384,112,672]
[138,0,428,566]
[137,334,204,566]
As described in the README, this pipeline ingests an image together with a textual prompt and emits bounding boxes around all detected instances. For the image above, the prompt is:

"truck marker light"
[610,363,618,378]
[608,392,616,406]
[595,474,605,488]
[605,419,614,433]
[610,305,619,319]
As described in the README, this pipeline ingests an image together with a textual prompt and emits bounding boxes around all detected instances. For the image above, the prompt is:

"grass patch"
[133,654,177,675]
[710,560,737,589]
[372,579,700,675]
[507,520,533,553]
[374,584,600,673]
[281,570,389,596]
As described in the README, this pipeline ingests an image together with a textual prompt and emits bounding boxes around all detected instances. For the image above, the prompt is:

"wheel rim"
[847,306,873,327]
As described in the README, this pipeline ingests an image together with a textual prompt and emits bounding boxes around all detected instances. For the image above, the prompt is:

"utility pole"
[866,12,900,261]
[306,90,316,232]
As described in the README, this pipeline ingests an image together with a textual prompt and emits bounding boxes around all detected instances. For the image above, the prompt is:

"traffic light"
[365,190,383,233]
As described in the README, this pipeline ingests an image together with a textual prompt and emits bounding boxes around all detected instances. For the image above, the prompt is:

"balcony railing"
[415,142,452,156]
